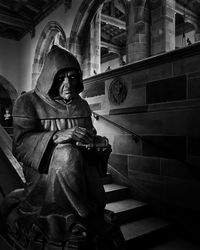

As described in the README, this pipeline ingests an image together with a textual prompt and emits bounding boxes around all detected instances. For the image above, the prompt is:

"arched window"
[69,0,200,78]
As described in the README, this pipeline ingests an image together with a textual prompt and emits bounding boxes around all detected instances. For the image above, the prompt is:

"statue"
[1,45,125,249]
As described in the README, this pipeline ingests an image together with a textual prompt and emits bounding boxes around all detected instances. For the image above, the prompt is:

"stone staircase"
[1,125,200,249]
[102,173,173,250]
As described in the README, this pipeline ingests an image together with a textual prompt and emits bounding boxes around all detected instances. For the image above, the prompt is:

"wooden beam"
[101,40,125,54]
[176,2,199,21]
[26,4,40,13]
[114,0,125,14]
[111,30,126,42]
[0,2,10,10]
[101,14,126,29]
[0,12,31,28]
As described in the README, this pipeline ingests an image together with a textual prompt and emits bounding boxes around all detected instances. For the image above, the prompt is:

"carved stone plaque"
[108,78,127,105]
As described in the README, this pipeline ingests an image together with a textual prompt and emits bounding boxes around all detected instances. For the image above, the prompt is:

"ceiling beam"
[0,2,10,10]
[0,12,31,28]
[101,40,125,54]
[111,30,126,42]
[114,0,125,14]
[26,4,40,13]
[176,2,199,22]
[101,14,126,29]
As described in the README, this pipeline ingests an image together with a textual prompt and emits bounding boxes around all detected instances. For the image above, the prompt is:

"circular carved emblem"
[108,78,127,105]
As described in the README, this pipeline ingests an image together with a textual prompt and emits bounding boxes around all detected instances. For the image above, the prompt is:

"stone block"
[152,34,165,44]
[147,63,173,82]
[163,178,200,210]
[164,6,176,18]
[188,78,200,99]
[128,170,164,201]
[135,21,146,34]
[165,38,175,51]
[160,158,194,179]
[112,134,142,155]
[151,7,162,22]
[131,69,148,86]
[89,103,101,111]
[146,75,186,104]
[151,42,165,55]
[142,136,186,159]
[188,72,200,78]
[187,155,200,168]
[107,107,200,136]
[82,81,105,98]
[134,33,148,43]
[126,87,146,107]
[150,0,162,10]
[108,153,128,177]
[173,54,200,76]
[128,155,161,174]
[132,42,148,52]
[131,52,147,62]
[188,136,200,156]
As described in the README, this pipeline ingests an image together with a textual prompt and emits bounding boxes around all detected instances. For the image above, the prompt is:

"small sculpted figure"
[7,45,124,249]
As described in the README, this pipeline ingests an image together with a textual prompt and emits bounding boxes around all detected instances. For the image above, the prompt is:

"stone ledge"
[83,42,200,84]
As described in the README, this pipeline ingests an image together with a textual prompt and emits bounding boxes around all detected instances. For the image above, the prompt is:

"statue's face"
[56,69,81,101]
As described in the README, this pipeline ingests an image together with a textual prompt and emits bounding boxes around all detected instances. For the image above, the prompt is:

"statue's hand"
[53,127,94,144]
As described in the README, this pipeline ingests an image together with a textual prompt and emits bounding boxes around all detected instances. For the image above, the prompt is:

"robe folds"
[11,92,108,241]
[8,46,125,249]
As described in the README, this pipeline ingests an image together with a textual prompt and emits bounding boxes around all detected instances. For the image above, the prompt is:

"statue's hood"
[36,45,82,96]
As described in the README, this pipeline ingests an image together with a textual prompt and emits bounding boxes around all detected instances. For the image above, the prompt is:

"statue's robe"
[13,93,106,219]
[11,46,108,244]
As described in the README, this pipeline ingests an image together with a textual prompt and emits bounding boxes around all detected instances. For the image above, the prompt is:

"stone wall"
[83,42,200,218]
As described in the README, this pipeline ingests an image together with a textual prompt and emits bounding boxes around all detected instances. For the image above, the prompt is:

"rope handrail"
[92,111,142,143]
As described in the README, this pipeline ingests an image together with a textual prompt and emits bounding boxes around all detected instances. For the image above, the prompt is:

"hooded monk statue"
[2,45,125,249]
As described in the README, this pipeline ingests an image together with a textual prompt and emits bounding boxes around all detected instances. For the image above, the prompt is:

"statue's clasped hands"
[53,126,93,144]
[53,126,110,152]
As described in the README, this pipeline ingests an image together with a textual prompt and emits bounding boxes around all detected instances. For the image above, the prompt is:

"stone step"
[104,183,130,202]
[120,217,172,249]
[106,198,149,224]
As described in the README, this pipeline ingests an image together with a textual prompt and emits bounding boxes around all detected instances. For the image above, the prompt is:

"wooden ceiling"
[0,0,63,40]
[0,0,199,50]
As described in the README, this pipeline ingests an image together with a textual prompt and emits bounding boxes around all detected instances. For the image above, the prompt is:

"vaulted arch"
[69,0,128,78]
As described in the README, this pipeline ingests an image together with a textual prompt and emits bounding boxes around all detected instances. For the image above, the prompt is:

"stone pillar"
[127,0,149,63]
[151,0,175,55]
[194,24,200,42]
[90,10,101,75]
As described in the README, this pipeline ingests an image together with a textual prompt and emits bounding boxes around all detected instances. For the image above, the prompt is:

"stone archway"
[69,0,106,78]
[69,0,128,78]
[0,75,18,126]
[32,21,67,88]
